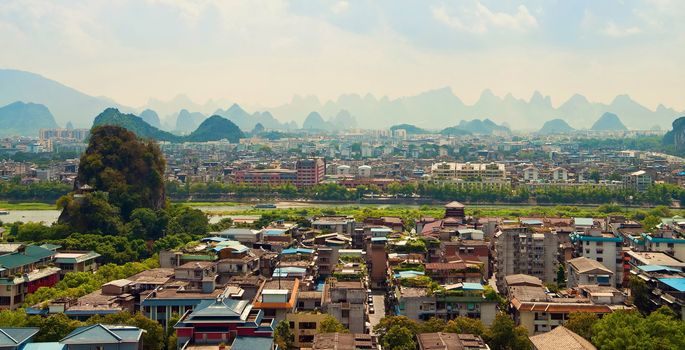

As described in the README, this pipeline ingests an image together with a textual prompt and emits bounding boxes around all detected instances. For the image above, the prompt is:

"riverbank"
[0,201,55,210]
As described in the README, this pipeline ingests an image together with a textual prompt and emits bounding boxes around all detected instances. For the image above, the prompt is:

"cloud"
[603,21,642,37]
[331,1,349,14]
[432,1,538,34]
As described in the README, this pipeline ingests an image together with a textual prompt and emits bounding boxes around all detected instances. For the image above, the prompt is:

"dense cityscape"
[1,1,685,350]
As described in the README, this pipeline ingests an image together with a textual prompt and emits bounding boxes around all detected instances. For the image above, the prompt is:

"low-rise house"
[0,245,61,310]
[286,312,329,348]
[252,279,300,322]
[0,327,39,350]
[174,297,276,349]
[53,251,100,277]
[529,325,595,350]
[567,257,615,287]
[311,333,378,350]
[60,324,145,350]
[416,332,490,350]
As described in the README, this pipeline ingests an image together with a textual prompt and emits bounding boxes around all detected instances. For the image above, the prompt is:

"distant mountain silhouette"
[139,109,161,128]
[175,109,207,133]
[265,88,681,130]
[93,108,243,143]
[0,69,129,127]
[93,108,181,142]
[185,115,244,143]
[440,127,472,136]
[213,103,292,131]
[0,102,58,136]
[455,119,510,134]
[591,112,627,131]
[538,118,575,134]
[390,124,430,134]
[302,111,330,131]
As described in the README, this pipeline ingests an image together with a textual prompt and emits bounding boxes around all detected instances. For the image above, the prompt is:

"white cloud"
[602,21,642,37]
[432,1,538,34]
[331,1,349,14]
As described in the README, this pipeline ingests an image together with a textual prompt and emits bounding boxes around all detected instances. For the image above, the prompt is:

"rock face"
[538,118,575,134]
[663,116,685,152]
[591,112,627,131]
[0,101,59,136]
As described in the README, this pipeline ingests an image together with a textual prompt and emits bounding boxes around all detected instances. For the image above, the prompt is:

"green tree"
[373,316,420,346]
[557,265,566,288]
[443,317,488,340]
[488,313,531,350]
[419,317,447,333]
[274,320,294,350]
[382,326,416,350]
[319,315,349,333]
[629,275,655,315]
[591,310,651,350]
[564,312,598,341]
[28,314,82,342]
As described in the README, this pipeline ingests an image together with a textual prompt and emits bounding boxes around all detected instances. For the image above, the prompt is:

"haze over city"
[1,0,684,110]
[1,2,685,350]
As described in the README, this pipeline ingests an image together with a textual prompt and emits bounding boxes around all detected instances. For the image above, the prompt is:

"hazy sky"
[1,0,683,110]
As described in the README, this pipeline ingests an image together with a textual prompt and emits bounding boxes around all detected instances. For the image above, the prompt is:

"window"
[597,257,603,262]
[342,310,349,317]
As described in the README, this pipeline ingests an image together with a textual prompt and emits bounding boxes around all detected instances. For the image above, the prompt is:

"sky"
[0,0,683,110]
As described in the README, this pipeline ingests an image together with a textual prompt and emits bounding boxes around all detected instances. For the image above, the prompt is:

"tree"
[382,326,416,350]
[419,317,447,333]
[274,320,294,349]
[591,307,685,350]
[629,275,655,315]
[556,265,566,288]
[565,312,598,341]
[373,316,420,345]
[28,314,82,342]
[443,317,488,339]
[488,313,531,350]
[319,315,349,333]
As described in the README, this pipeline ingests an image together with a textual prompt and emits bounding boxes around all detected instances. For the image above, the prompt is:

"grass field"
[0,201,56,210]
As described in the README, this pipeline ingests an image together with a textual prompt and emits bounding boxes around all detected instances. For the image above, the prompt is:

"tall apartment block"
[495,225,559,292]
[296,158,325,187]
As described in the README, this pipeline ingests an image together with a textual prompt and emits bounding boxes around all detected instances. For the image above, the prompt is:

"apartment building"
[323,278,367,334]
[430,162,508,185]
[494,225,559,292]
[622,170,653,192]
[398,284,497,326]
[566,257,615,288]
[296,158,325,187]
[570,228,623,287]
[0,245,61,310]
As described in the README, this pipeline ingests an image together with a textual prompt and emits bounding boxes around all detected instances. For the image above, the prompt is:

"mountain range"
[264,88,683,130]
[2,68,683,131]
[92,108,244,143]
[0,101,58,136]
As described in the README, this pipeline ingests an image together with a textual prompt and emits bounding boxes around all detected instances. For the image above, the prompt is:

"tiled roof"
[61,324,143,344]
[529,326,596,350]
[0,328,39,346]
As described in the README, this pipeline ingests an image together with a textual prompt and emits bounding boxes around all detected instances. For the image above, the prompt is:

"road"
[368,293,386,335]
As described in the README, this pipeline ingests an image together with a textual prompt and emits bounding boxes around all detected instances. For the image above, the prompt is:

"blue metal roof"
[643,234,685,244]
[394,270,425,279]
[24,342,66,350]
[371,237,388,242]
[0,328,39,346]
[281,248,314,255]
[638,265,681,273]
[264,229,287,235]
[461,283,485,291]
[658,278,685,292]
